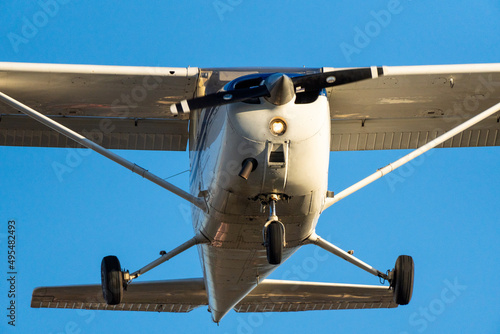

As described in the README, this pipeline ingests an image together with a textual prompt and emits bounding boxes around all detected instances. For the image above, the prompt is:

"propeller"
[170,67,383,116]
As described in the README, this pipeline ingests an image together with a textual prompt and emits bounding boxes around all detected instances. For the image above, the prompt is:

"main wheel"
[101,255,123,305]
[266,221,283,265]
[392,255,414,305]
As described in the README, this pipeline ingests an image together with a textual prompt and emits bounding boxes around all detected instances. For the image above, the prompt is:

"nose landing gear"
[262,194,286,265]
[264,221,284,265]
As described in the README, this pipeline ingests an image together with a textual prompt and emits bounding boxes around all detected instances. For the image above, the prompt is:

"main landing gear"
[392,255,414,305]
[306,233,414,305]
[100,234,209,305]
[262,194,285,265]
[101,256,123,305]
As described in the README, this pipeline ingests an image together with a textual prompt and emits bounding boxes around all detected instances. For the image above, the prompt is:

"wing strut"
[0,91,206,211]
[323,101,500,210]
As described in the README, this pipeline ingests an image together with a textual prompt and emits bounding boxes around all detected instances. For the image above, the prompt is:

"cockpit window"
[295,90,320,104]
[234,77,263,90]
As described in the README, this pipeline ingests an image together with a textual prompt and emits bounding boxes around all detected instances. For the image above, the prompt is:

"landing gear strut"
[100,234,209,305]
[306,233,414,305]
[262,195,285,265]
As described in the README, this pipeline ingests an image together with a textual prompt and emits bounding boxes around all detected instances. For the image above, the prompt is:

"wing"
[235,279,396,312]
[6,63,497,152]
[31,278,208,313]
[327,64,500,151]
[32,278,395,313]
[0,62,199,151]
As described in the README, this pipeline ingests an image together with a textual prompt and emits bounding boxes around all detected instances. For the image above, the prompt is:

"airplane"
[1,62,499,323]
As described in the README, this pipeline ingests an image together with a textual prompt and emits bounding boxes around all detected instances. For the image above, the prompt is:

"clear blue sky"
[1,1,499,333]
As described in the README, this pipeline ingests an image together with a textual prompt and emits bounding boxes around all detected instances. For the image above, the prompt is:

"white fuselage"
[189,94,331,321]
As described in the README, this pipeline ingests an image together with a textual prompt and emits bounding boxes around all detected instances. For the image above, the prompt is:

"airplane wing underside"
[234,279,396,312]
[31,278,208,313]
[0,62,199,151]
[3,62,499,152]
[327,64,500,151]
[31,278,396,313]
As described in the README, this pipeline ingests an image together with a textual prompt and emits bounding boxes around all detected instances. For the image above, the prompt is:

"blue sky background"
[0,0,499,333]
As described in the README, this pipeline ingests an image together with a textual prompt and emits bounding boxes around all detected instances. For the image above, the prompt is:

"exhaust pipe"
[239,158,258,180]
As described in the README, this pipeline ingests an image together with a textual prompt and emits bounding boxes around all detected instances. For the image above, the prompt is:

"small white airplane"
[1,62,499,322]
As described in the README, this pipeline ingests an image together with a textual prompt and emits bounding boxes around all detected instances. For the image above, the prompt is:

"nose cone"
[264,73,295,105]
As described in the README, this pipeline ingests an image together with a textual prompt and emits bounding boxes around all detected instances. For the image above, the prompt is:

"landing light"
[270,118,287,136]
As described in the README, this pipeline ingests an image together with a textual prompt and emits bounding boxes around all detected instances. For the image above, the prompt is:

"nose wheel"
[262,195,285,265]
[265,221,284,264]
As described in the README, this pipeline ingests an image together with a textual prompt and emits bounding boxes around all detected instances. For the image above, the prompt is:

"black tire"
[266,222,283,265]
[392,255,414,305]
[101,255,123,305]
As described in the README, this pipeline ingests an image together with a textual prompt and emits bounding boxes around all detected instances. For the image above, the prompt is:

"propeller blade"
[170,85,269,116]
[292,67,383,93]
[169,67,383,114]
